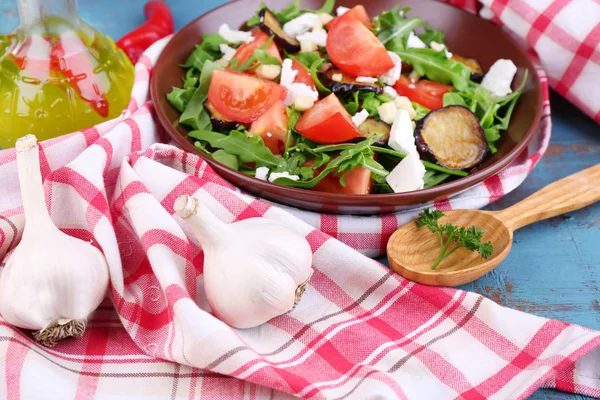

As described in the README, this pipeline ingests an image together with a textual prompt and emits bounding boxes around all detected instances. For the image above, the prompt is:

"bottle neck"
[18,0,80,29]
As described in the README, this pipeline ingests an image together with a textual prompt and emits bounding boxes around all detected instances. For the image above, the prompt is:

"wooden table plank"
[1,1,598,398]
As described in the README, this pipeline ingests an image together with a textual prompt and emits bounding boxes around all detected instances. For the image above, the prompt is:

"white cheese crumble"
[383,86,398,98]
[319,13,334,25]
[393,96,416,120]
[255,167,270,181]
[351,109,370,127]
[429,41,453,59]
[269,171,300,182]
[379,51,402,86]
[336,6,350,16]
[481,59,518,97]
[217,24,254,44]
[388,109,417,155]
[297,29,328,47]
[331,73,343,82]
[219,44,237,61]
[283,13,321,39]
[378,102,397,125]
[407,31,426,49]
[356,76,378,84]
[385,151,426,193]
[280,59,298,87]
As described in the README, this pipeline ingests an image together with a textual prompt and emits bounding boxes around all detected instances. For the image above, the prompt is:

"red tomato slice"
[305,158,373,195]
[326,17,394,77]
[325,5,374,29]
[249,100,289,155]
[230,28,282,70]
[291,60,317,91]
[208,70,288,123]
[393,75,454,110]
[295,93,360,144]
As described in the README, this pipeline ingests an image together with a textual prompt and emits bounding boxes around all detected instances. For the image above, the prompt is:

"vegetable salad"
[167,0,526,195]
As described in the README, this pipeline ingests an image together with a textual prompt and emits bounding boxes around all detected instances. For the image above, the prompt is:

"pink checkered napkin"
[0,1,599,399]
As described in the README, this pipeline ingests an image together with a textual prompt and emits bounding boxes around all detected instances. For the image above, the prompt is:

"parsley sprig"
[416,209,494,270]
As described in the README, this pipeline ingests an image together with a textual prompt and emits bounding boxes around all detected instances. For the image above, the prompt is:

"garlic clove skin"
[174,195,313,329]
[0,134,110,346]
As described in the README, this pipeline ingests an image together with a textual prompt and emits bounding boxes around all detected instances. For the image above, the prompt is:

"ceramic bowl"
[151,0,544,214]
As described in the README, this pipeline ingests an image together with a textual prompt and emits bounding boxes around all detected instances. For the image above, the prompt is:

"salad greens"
[166,1,527,195]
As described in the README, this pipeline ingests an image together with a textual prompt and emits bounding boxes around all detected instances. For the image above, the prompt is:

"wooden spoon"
[387,164,600,287]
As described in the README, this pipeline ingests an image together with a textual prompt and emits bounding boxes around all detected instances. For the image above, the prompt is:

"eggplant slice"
[259,8,301,53]
[415,106,488,170]
[204,100,241,132]
[358,118,391,143]
[451,54,485,82]
[321,69,384,95]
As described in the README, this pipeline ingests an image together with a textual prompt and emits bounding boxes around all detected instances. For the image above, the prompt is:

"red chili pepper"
[116,1,174,64]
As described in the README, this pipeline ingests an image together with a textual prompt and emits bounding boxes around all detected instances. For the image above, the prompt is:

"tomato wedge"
[230,28,282,70]
[325,5,374,29]
[326,17,394,77]
[249,100,289,155]
[208,70,287,123]
[305,158,373,195]
[393,75,454,110]
[296,93,360,144]
[291,60,317,91]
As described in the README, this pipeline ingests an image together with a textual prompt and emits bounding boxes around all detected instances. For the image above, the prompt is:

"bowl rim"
[151,0,545,205]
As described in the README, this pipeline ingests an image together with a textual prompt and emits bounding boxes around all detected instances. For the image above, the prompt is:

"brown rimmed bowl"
[151,0,544,215]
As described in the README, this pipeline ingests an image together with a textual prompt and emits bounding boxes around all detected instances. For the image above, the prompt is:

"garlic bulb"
[0,135,109,347]
[174,195,313,329]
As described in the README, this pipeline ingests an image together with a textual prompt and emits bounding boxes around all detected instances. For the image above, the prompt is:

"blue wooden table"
[2,1,599,398]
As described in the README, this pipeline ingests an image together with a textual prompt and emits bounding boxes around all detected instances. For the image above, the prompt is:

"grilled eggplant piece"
[415,106,488,170]
[358,118,391,143]
[321,69,384,95]
[451,54,485,82]
[204,100,240,131]
[258,8,301,53]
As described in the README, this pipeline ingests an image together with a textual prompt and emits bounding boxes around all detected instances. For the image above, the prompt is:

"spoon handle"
[494,164,600,231]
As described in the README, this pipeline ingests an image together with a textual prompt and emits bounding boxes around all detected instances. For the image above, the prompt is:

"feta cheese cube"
[336,6,350,16]
[393,96,416,120]
[297,30,328,47]
[284,83,319,106]
[351,109,370,127]
[377,102,397,124]
[219,44,237,61]
[319,13,334,25]
[269,171,300,182]
[256,64,282,80]
[481,59,518,97]
[407,31,426,49]
[385,152,426,193]
[388,109,417,155]
[300,39,318,52]
[218,24,254,44]
[331,73,343,82]
[379,51,402,86]
[280,59,298,87]
[255,167,270,181]
[294,95,315,111]
[356,76,378,84]
[383,86,398,98]
[429,41,452,59]
[215,59,229,68]
[283,13,321,39]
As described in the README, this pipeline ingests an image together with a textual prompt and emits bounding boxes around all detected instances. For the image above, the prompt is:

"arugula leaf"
[314,0,336,14]
[375,6,425,52]
[230,36,276,71]
[412,102,430,120]
[424,170,450,188]
[370,146,467,177]
[166,87,194,113]
[418,27,445,47]
[344,91,361,115]
[309,59,332,94]
[416,209,494,270]
[181,33,227,68]
[442,92,467,108]
[394,48,472,91]
[295,52,323,69]
[247,2,268,26]
[188,129,280,167]
[212,149,239,170]
[179,60,224,130]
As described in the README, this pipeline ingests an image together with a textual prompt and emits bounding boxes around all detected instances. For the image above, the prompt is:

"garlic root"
[0,135,110,346]
[174,195,313,329]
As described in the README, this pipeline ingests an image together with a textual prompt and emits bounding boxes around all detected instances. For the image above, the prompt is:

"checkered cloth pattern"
[1,1,599,399]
